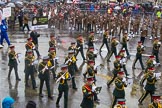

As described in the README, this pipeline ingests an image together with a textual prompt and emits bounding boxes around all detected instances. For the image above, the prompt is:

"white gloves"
[116,40,119,44]
[92,85,97,92]
[61,76,65,80]
[158,42,161,45]
[141,45,144,49]
[122,78,126,82]
[77,47,80,50]
[153,60,157,65]
[32,46,35,50]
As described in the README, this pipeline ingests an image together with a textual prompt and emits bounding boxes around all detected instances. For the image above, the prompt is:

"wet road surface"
[0,27,162,108]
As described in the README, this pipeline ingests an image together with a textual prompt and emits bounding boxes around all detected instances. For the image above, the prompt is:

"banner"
[3,7,11,18]
[32,16,48,29]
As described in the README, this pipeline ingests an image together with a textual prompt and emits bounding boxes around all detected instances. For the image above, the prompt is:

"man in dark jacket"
[30,28,40,58]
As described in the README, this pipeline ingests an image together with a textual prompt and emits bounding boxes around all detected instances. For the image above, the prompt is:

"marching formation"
[1,3,162,108]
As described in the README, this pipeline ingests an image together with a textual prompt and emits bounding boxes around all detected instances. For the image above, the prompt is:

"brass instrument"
[11,52,21,63]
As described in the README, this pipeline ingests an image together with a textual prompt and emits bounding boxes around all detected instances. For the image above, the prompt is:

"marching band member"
[56,64,71,108]
[151,20,158,39]
[99,29,110,53]
[49,35,57,53]
[38,56,53,100]
[138,69,157,105]
[107,37,119,62]
[64,50,77,90]
[132,41,145,70]
[119,50,129,76]
[80,77,100,108]
[145,56,156,73]
[24,50,37,89]
[48,47,57,79]
[121,31,130,58]
[140,67,155,86]
[86,46,97,62]
[8,45,21,81]
[111,71,127,108]
[83,60,97,82]
[25,37,40,58]
[148,94,162,108]
[107,56,122,88]
[68,42,78,56]
[152,37,161,66]
[88,32,95,48]
[160,24,162,41]
[76,35,86,61]
[114,99,127,108]
[80,77,95,108]
[140,23,148,45]
[25,38,34,56]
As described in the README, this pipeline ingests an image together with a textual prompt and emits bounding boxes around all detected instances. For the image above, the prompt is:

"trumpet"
[15,53,21,63]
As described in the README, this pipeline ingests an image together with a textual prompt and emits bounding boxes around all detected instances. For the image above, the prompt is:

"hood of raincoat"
[2,96,15,108]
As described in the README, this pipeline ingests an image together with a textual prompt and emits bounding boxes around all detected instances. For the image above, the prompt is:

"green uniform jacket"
[25,42,34,51]
[49,40,57,48]
[145,74,156,91]
[65,56,76,75]
[48,52,55,66]
[113,60,121,74]
[113,77,127,98]
[88,35,94,47]
[146,59,154,68]
[8,51,17,66]
[24,56,35,73]
[68,46,77,55]
[111,40,118,51]
[152,42,160,53]
[103,33,108,42]
[80,84,94,108]
[57,71,71,91]
[87,65,96,77]
[86,51,97,61]
[38,62,50,80]
[146,59,154,71]
[136,45,143,57]
[76,39,83,50]
[122,36,128,47]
